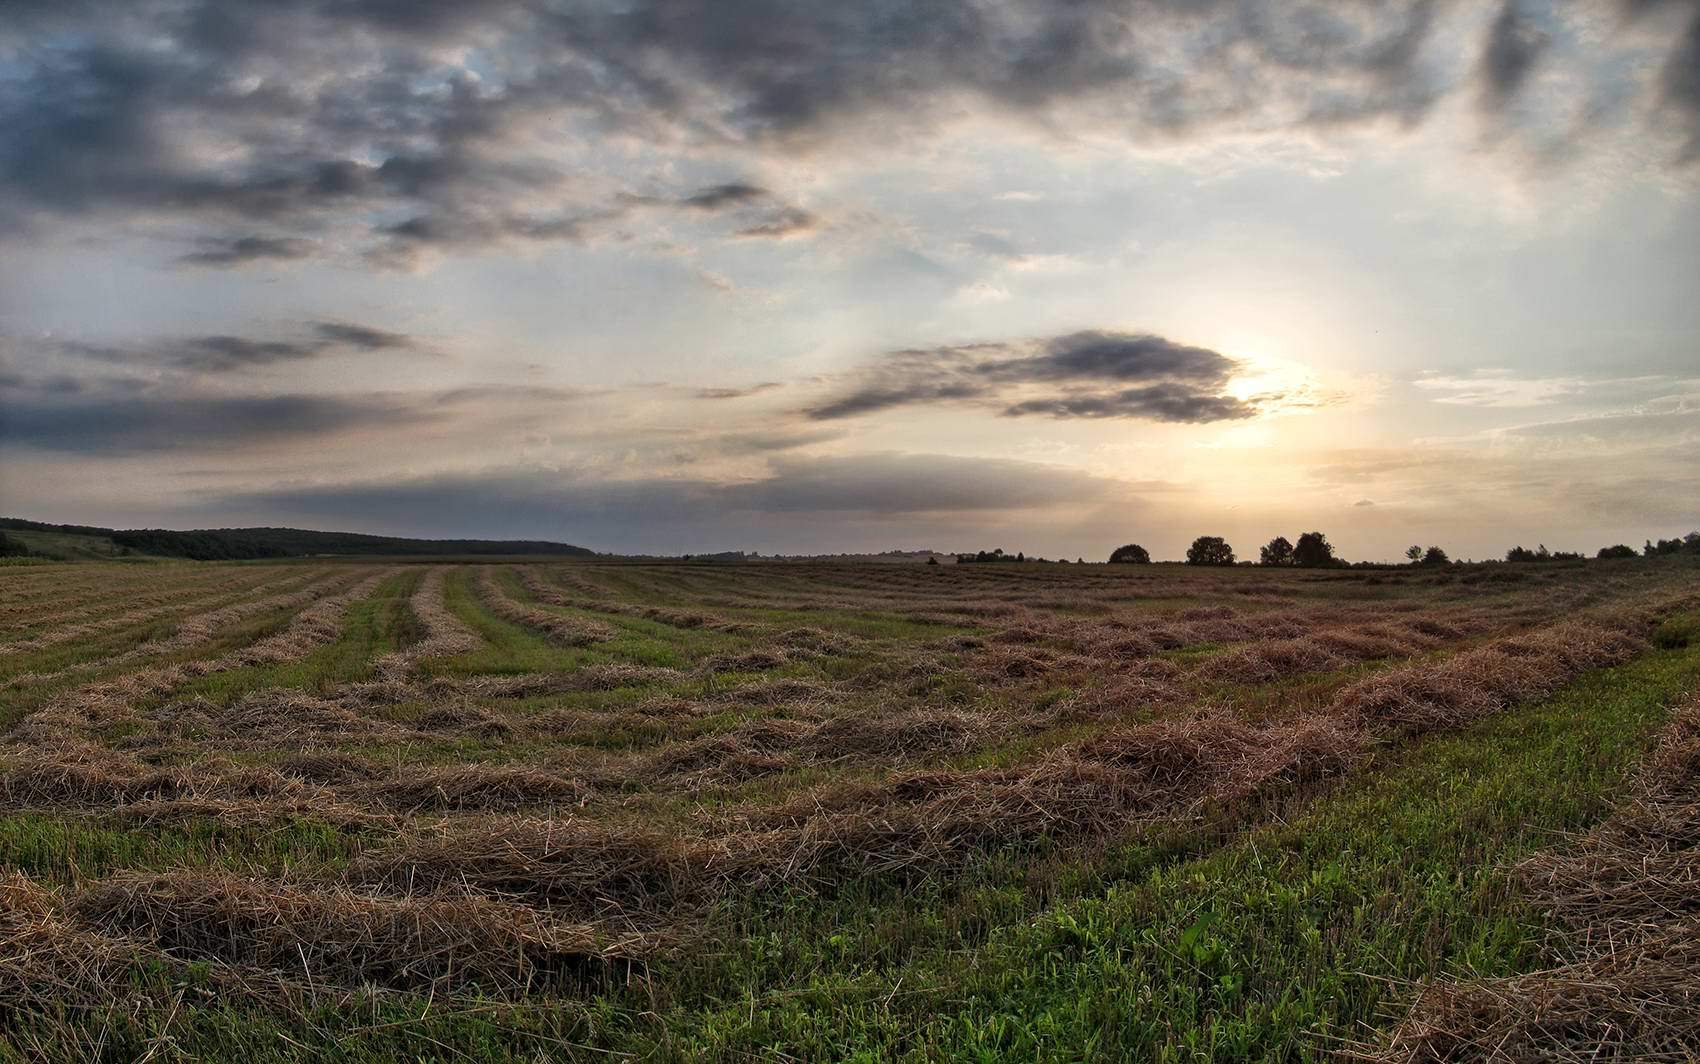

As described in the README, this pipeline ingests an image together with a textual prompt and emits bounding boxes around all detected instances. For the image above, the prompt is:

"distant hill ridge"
[0,517,596,561]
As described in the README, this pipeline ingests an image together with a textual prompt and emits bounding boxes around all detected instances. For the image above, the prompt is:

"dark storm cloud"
[1478,0,1550,113]
[806,330,1252,423]
[13,0,1694,260]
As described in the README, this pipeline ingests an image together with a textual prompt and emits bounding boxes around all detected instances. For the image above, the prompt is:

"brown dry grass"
[72,871,657,992]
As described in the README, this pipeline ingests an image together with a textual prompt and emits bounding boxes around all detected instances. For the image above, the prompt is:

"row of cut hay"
[523,567,750,633]
[0,747,309,810]
[69,871,657,993]
[1194,617,1476,685]
[0,729,593,819]
[630,705,992,789]
[0,567,284,653]
[444,661,680,699]
[1330,620,1646,736]
[693,626,859,675]
[0,567,351,695]
[363,764,592,813]
[0,873,152,1011]
[216,567,396,669]
[8,569,388,748]
[1372,695,1700,1062]
[106,566,360,664]
[373,566,483,680]
[349,616,1670,917]
[135,687,411,750]
[473,568,612,647]
[349,713,1364,917]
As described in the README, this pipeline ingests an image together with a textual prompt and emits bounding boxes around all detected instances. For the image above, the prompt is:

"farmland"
[1,556,1697,1061]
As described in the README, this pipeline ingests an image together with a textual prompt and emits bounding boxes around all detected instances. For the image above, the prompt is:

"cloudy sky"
[2,0,1697,559]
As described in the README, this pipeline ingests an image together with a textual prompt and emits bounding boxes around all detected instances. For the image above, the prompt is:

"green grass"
[633,617,1700,1062]
[0,812,368,887]
[171,570,423,706]
[8,612,1696,1062]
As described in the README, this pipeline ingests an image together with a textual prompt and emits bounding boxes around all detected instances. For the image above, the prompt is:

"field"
[1,556,1698,1061]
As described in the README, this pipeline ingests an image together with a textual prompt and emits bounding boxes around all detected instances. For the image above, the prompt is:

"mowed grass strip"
[172,570,424,705]
[628,610,1700,1062]
[4,614,1696,1062]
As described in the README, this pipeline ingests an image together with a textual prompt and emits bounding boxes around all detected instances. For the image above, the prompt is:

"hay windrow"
[474,567,613,647]
[4,556,1696,1033]
[71,872,658,992]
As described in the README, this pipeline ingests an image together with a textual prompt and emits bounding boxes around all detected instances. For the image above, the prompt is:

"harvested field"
[1,556,1698,1060]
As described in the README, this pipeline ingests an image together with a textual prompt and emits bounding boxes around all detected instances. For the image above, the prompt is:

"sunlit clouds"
[1,0,1697,559]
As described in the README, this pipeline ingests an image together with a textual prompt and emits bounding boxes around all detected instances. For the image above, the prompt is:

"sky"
[1,0,1697,561]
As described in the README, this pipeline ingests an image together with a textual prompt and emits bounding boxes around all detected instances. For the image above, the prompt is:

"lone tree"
[1259,536,1294,566]
[1292,531,1336,567]
[1185,536,1235,566]
[1404,544,1423,564]
[1108,543,1151,564]
[1597,544,1637,559]
[1421,545,1450,566]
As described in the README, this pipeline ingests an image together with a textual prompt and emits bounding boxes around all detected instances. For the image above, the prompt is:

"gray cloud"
[0,390,433,454]
[215,451,1129,549]
[807,329,1252,423]
[734,207,819,239]
[1662,3,1700,161]
[311,322,416,351]
[40,322,421,374]
[1003,383,1257,422]
[679,183,770,210]
[1478,0,1549,113]
[695,382,783,400]
[7,1,1691,260]
[178,235,315,267]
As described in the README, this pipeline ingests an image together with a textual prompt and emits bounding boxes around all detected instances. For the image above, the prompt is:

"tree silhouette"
[1259,536,1294,566]
[1185,536,1235,566]
[1421,545,1449,566]
[1292,531,1336,567]
[1108,543,1151,564]
[1405,544,1422,563]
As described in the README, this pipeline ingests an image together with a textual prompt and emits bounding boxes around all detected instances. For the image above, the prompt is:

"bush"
[1109,543,1151,564]
[1596,544,1637,560]
[0,532,30,558]
[1185,536,1235,566]
[1644,533,1700,557]
[1259,537,1293,566]
[1421,546,1449,566]
[1292,531,1337,568]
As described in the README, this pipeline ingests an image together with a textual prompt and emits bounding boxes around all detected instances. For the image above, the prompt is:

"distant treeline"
[0,518,595,561]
